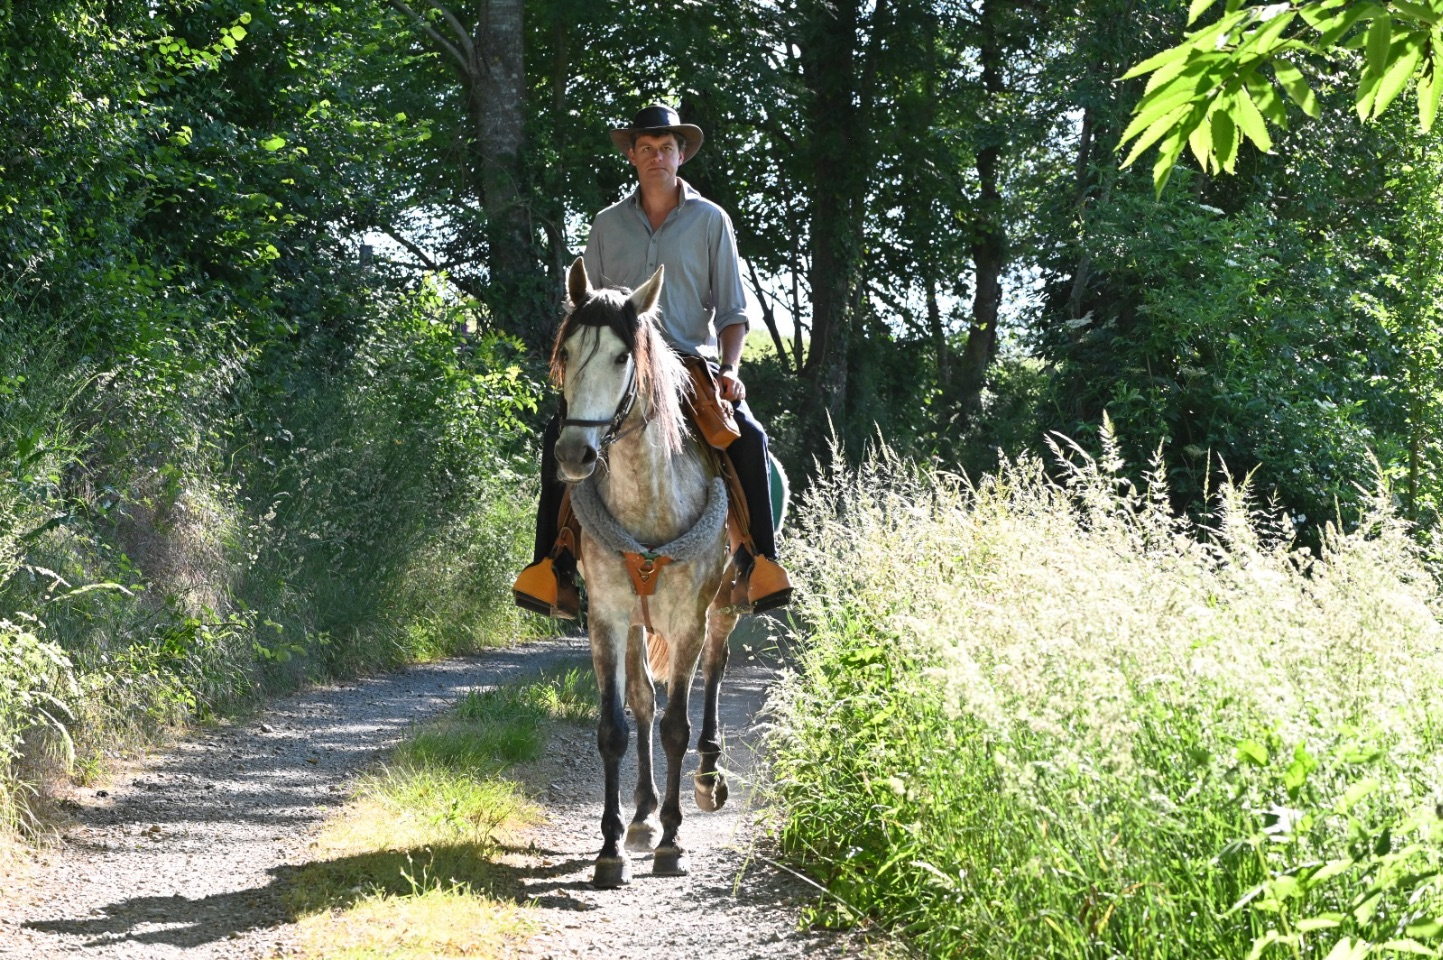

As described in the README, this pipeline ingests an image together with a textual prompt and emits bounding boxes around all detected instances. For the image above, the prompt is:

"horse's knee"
[659,710,689,757]
[597,703,629,758]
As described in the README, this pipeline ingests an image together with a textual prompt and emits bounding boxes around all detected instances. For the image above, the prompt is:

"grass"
[767,425,1443,959]
[283,667,596,959]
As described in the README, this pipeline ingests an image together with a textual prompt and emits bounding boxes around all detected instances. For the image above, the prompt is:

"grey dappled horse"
[551,258,739,889]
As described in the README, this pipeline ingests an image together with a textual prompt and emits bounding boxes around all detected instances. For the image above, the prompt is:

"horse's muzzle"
[554,432,599,482]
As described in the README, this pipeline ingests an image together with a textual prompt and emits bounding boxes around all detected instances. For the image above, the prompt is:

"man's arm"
[717,323,747,404]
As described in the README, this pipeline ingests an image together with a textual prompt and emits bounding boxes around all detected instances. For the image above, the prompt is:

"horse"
[551,256,740,889]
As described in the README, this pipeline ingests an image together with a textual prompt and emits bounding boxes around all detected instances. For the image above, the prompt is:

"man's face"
[628,133,683,184]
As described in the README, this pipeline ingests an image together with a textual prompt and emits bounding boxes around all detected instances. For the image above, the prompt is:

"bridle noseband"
[560,361,648,449]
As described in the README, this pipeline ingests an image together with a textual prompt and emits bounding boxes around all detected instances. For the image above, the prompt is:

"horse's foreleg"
[591,628,631,889]
[625,626,662,852]
[695,602,738,812]
[653,658,694,877]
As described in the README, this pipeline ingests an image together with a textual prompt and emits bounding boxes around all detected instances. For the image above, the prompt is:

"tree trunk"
[389,0,547,352]
[954,0,1008,425]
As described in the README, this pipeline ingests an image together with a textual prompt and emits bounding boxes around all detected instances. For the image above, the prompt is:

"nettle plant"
[1226,731,1443,960]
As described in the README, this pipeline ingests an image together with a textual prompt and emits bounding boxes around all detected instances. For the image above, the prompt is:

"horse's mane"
[550,287,690,457]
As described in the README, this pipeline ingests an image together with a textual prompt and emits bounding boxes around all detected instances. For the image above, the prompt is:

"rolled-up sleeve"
[710,212,751,334]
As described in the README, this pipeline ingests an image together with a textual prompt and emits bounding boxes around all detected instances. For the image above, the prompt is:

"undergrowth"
[768,421,1443,959]
[0,279,544,853]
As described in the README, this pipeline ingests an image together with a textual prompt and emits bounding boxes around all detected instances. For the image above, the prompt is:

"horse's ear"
[629,265,664,319]
[567,257,592,308]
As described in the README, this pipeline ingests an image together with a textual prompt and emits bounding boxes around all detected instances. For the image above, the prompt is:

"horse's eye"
[559,348,569,363]
[614,352,628,365]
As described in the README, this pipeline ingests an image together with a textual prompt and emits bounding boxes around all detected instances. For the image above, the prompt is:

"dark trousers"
[532,370,778,566]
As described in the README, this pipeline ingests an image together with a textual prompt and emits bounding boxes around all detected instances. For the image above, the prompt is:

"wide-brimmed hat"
[609,104,704,163]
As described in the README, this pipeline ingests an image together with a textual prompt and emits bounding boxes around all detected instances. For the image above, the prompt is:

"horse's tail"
[646,630,671,686]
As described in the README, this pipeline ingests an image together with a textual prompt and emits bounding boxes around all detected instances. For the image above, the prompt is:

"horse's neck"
[596,408,710,547]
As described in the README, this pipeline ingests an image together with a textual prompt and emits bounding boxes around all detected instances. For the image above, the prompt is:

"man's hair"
[630,130,686,152]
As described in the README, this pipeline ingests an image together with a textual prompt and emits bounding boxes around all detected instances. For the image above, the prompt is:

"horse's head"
[552,257,666,482]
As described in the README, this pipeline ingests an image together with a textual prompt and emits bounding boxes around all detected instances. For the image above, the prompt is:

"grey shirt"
[582,179,751,358]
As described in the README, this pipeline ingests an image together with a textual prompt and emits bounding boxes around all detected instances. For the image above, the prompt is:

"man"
[513,103,791,618]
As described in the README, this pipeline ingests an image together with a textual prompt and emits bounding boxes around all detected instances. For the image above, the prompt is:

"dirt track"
[0,628,870,959]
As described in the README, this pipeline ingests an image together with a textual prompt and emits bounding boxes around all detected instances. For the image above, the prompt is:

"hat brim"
[610,123,704,164]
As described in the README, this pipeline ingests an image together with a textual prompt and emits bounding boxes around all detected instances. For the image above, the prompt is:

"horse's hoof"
[592,856,632,889]
[625,818,662,852]
[653,846,690,877]
[694,773,728,812]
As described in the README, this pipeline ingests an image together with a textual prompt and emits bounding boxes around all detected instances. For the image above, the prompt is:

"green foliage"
[1045,186,1395,529]
[1120,0,1443,190]
[768,438,1443,958]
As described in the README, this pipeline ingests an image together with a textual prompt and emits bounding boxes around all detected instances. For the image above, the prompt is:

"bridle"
[559,354,649,449]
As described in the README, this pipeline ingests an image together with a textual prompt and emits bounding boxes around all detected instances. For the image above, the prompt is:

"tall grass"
[768,425,1443,959]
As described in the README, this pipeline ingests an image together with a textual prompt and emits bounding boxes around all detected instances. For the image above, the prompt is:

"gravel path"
[0,629,870,959]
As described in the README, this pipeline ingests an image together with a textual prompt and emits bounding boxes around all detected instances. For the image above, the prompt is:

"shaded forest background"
[3,0,1443,835]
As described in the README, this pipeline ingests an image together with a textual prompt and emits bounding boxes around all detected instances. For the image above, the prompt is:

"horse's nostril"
[581,447,597,465]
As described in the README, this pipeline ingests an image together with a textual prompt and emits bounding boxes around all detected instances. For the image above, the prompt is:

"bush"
[767,425,1443,958]
[0,278,543,844]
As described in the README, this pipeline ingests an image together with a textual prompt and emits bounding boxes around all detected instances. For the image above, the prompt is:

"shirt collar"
[627,178,698,210]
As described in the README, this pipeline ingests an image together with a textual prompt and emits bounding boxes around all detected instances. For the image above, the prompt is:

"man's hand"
[718,368,745,404]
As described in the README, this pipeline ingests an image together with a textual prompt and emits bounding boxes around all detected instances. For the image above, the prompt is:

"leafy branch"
[1119,0,1443,192]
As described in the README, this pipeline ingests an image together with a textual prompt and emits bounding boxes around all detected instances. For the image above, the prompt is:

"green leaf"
[1367,15,1394,75]
[1423,53,1443,130]
[1300,0,1350,30]
[1296,917,1342,932]
[1238,9,1299,57]
[231,25,248,41]
[1405,919,1443,939]
[1121,104,1194,167]
[1315,2,1386,47]
[1357,62,1383,118]
[1189,0,1220,24]
[1122,42,1196,81]
[261,136,287,151]
[1189,109,1215,169]
[1377,940,1439,957]
[1232,88,1275,151]
[1273,58,1322,116]
[1335,777,1379,813]
[1392,0,1440,25]
[1152,125,1191,193]
[1322,938,1371,960]
[1310,859,1356,885]
[1354,892,1383,925]
[1372,33,1427,117]
[1245,72,1288,125]
[1236,737,1268,765]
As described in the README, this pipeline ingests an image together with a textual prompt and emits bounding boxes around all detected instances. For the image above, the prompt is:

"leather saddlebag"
[683,357,742,450]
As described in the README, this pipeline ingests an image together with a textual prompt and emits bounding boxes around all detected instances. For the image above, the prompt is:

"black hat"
[609,104,704,163]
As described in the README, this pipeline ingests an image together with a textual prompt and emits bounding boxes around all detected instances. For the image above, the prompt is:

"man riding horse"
[513,103,791,618]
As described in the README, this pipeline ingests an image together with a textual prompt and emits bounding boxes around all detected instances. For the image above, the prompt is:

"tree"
[385,0,549,349]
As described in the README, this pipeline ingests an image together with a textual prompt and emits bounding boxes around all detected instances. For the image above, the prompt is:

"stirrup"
[512,557,579,620]
[728,555,792,614]
[747,555,792,612]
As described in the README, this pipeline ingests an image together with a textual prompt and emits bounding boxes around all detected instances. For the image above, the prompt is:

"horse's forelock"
[549,288,640,386]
